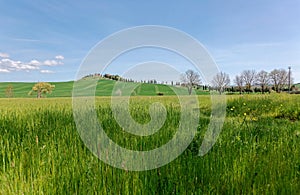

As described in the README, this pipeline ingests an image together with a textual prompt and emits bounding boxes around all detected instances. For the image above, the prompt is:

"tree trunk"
[188,86,192,95]
[37,89,41,98]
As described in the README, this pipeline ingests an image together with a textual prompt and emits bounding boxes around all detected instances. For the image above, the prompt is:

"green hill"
[0,81,74,98]
[0,79,208,98]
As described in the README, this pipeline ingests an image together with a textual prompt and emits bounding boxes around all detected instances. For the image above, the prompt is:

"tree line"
[181,68,297,95]
[83,73,177,85]
[2,68,297,98]
[234,69,295,94]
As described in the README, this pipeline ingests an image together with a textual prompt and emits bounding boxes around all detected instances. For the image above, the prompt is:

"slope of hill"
[0,79,208,98]
[0,81,74,98]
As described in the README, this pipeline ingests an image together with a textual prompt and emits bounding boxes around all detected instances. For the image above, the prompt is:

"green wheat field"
[0,93,300,194]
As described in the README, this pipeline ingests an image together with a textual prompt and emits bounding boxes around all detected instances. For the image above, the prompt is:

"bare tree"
[212,72,230,94]
[241,70,256,93]
[269,69,288,92]
[256,70,270,94]
[234,75,243,94]
[180,69,201,95]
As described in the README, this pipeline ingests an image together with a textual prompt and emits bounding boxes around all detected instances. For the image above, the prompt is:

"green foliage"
[0,95,299,193]
[29,82,55,98]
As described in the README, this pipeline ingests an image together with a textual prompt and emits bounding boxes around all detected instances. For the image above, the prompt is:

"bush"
[290,91,300,94]
[226,92,236,95]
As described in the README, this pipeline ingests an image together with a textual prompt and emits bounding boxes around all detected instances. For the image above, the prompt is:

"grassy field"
[0,79,208,98]
[0,94,299,194]
[0,81,74,98]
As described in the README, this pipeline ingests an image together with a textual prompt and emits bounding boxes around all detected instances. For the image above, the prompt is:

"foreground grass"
[0,94,299,194]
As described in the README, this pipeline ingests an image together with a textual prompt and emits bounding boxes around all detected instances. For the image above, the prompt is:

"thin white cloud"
[43,55,64,66]
[11,38,41,42]
[0,68,10,73]
[0,58,40,72]
[40,69,54,73]
[0,52,9,58]
[29,59,41,66]
[43,60,58,66]
[0,54,64,73]
[55,55,64,60]
[211,41,300,83]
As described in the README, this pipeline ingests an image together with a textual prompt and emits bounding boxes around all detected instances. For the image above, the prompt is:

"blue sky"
[0,0,299,83]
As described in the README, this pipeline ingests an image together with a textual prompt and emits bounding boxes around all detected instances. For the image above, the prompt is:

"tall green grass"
[0,95,299,194]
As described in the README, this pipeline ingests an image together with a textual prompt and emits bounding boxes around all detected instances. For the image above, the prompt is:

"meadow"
[0,80,209,98]
[0,94,299,194]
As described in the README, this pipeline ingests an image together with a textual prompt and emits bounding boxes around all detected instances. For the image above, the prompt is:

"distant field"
[0,81,74,98]
[0,79,209,98]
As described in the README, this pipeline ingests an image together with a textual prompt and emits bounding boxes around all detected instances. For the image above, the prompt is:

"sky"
[0,0,299,84]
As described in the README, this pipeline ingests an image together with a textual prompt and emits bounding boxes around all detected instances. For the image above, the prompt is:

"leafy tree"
[180,69,201,95]
[212,72,230,94]
[29,82,55,98]
[5,84,14,98]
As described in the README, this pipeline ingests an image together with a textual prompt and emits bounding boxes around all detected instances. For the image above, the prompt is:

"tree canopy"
[180,69,201,95]
[29,82,55,98]
[212,72,230,94]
